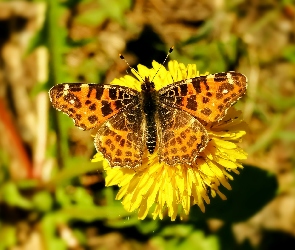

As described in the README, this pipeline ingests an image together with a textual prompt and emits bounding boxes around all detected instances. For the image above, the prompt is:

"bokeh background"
[0,0,295,249]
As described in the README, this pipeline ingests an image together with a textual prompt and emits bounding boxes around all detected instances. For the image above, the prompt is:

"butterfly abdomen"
[141,79,157,154]
[145,114,157,154]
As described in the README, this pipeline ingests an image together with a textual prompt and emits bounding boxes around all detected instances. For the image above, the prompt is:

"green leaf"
[75,8,107,26]
[32,190,53,212]
[56,205,132,222]
[276,130,295,142]
[75,0,131,26]
[180,231,219,250]
[41,214,67,250]
[106,215,140,228]
[151,229,220,250]
[16,179,38,189]
[48,158,103,186]
[0,225,16,249]
[1,182,32,209]
[160,224,193,237]
[71,187,95,206]
[56,187,72,207]
[136,219,160,234]
[26,21,47,55]
[282,44,295,63]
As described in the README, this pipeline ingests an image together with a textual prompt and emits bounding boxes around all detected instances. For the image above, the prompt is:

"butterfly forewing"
[49,83,140,130]
[158,72,247,123]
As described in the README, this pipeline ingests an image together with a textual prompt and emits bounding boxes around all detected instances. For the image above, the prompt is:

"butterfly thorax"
[141,77,158,154]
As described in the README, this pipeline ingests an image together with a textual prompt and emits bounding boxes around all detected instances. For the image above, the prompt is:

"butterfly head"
[141,77,155,93]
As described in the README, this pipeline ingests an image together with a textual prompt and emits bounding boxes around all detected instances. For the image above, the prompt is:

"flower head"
[92,60,247,221]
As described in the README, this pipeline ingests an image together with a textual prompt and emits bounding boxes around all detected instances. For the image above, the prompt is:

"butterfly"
[49,67,247,169]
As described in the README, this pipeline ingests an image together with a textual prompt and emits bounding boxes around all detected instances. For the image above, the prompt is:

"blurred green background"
[0,0,294,249]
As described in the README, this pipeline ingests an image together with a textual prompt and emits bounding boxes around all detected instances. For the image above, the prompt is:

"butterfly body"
[141,77,158,154]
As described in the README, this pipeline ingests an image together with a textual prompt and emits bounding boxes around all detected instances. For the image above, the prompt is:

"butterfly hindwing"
[94,104,146,168]
[157,104,209,165]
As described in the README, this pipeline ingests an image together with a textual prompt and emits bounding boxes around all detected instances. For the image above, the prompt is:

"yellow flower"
[92,60,247,221]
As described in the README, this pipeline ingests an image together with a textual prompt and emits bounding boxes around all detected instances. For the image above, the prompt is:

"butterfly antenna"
[151,46,174,82]
[119,53,144,82]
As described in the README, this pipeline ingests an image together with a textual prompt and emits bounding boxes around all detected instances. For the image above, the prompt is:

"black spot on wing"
[180,85,188,96]
[105,139,112,146]
[101,101,113,117]
[218,83,234,92]
[89,103,96,110]
[64,93,82,108]
[223,97,231,103]
[180,131,186,139]
[176,97,183,105]
[95,86,104,100]
[114,158,122,164]
[68,108,76,113]
[218,104,224,112]
[109,88,117,100]
[214,72,227,78]
[88,115,98,124]
[71,87,81,92]
[114,100,123,109]
[118,90,124,99]
[125,151,132,156]
[203,79,209,90]
[119,139,125,147]
[181,146,187,153]
[87,85,96,98]
[216,93,223,99]
[192,78,201,93]
[171,148,177,154]
[201,108,212,116]
[51,84,64,99]
[116,149,122,156]
[80,123,87,130]
[186,96,198,111]
[202,97,210,103]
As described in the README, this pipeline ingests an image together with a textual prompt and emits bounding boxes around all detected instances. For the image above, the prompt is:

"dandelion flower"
[92,60,247,221]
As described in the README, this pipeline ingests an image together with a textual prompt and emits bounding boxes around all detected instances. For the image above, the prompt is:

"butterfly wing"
[158,72,247,123]
[157,104,208,165]
[95,104,145,168]
[49,83,140,130]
